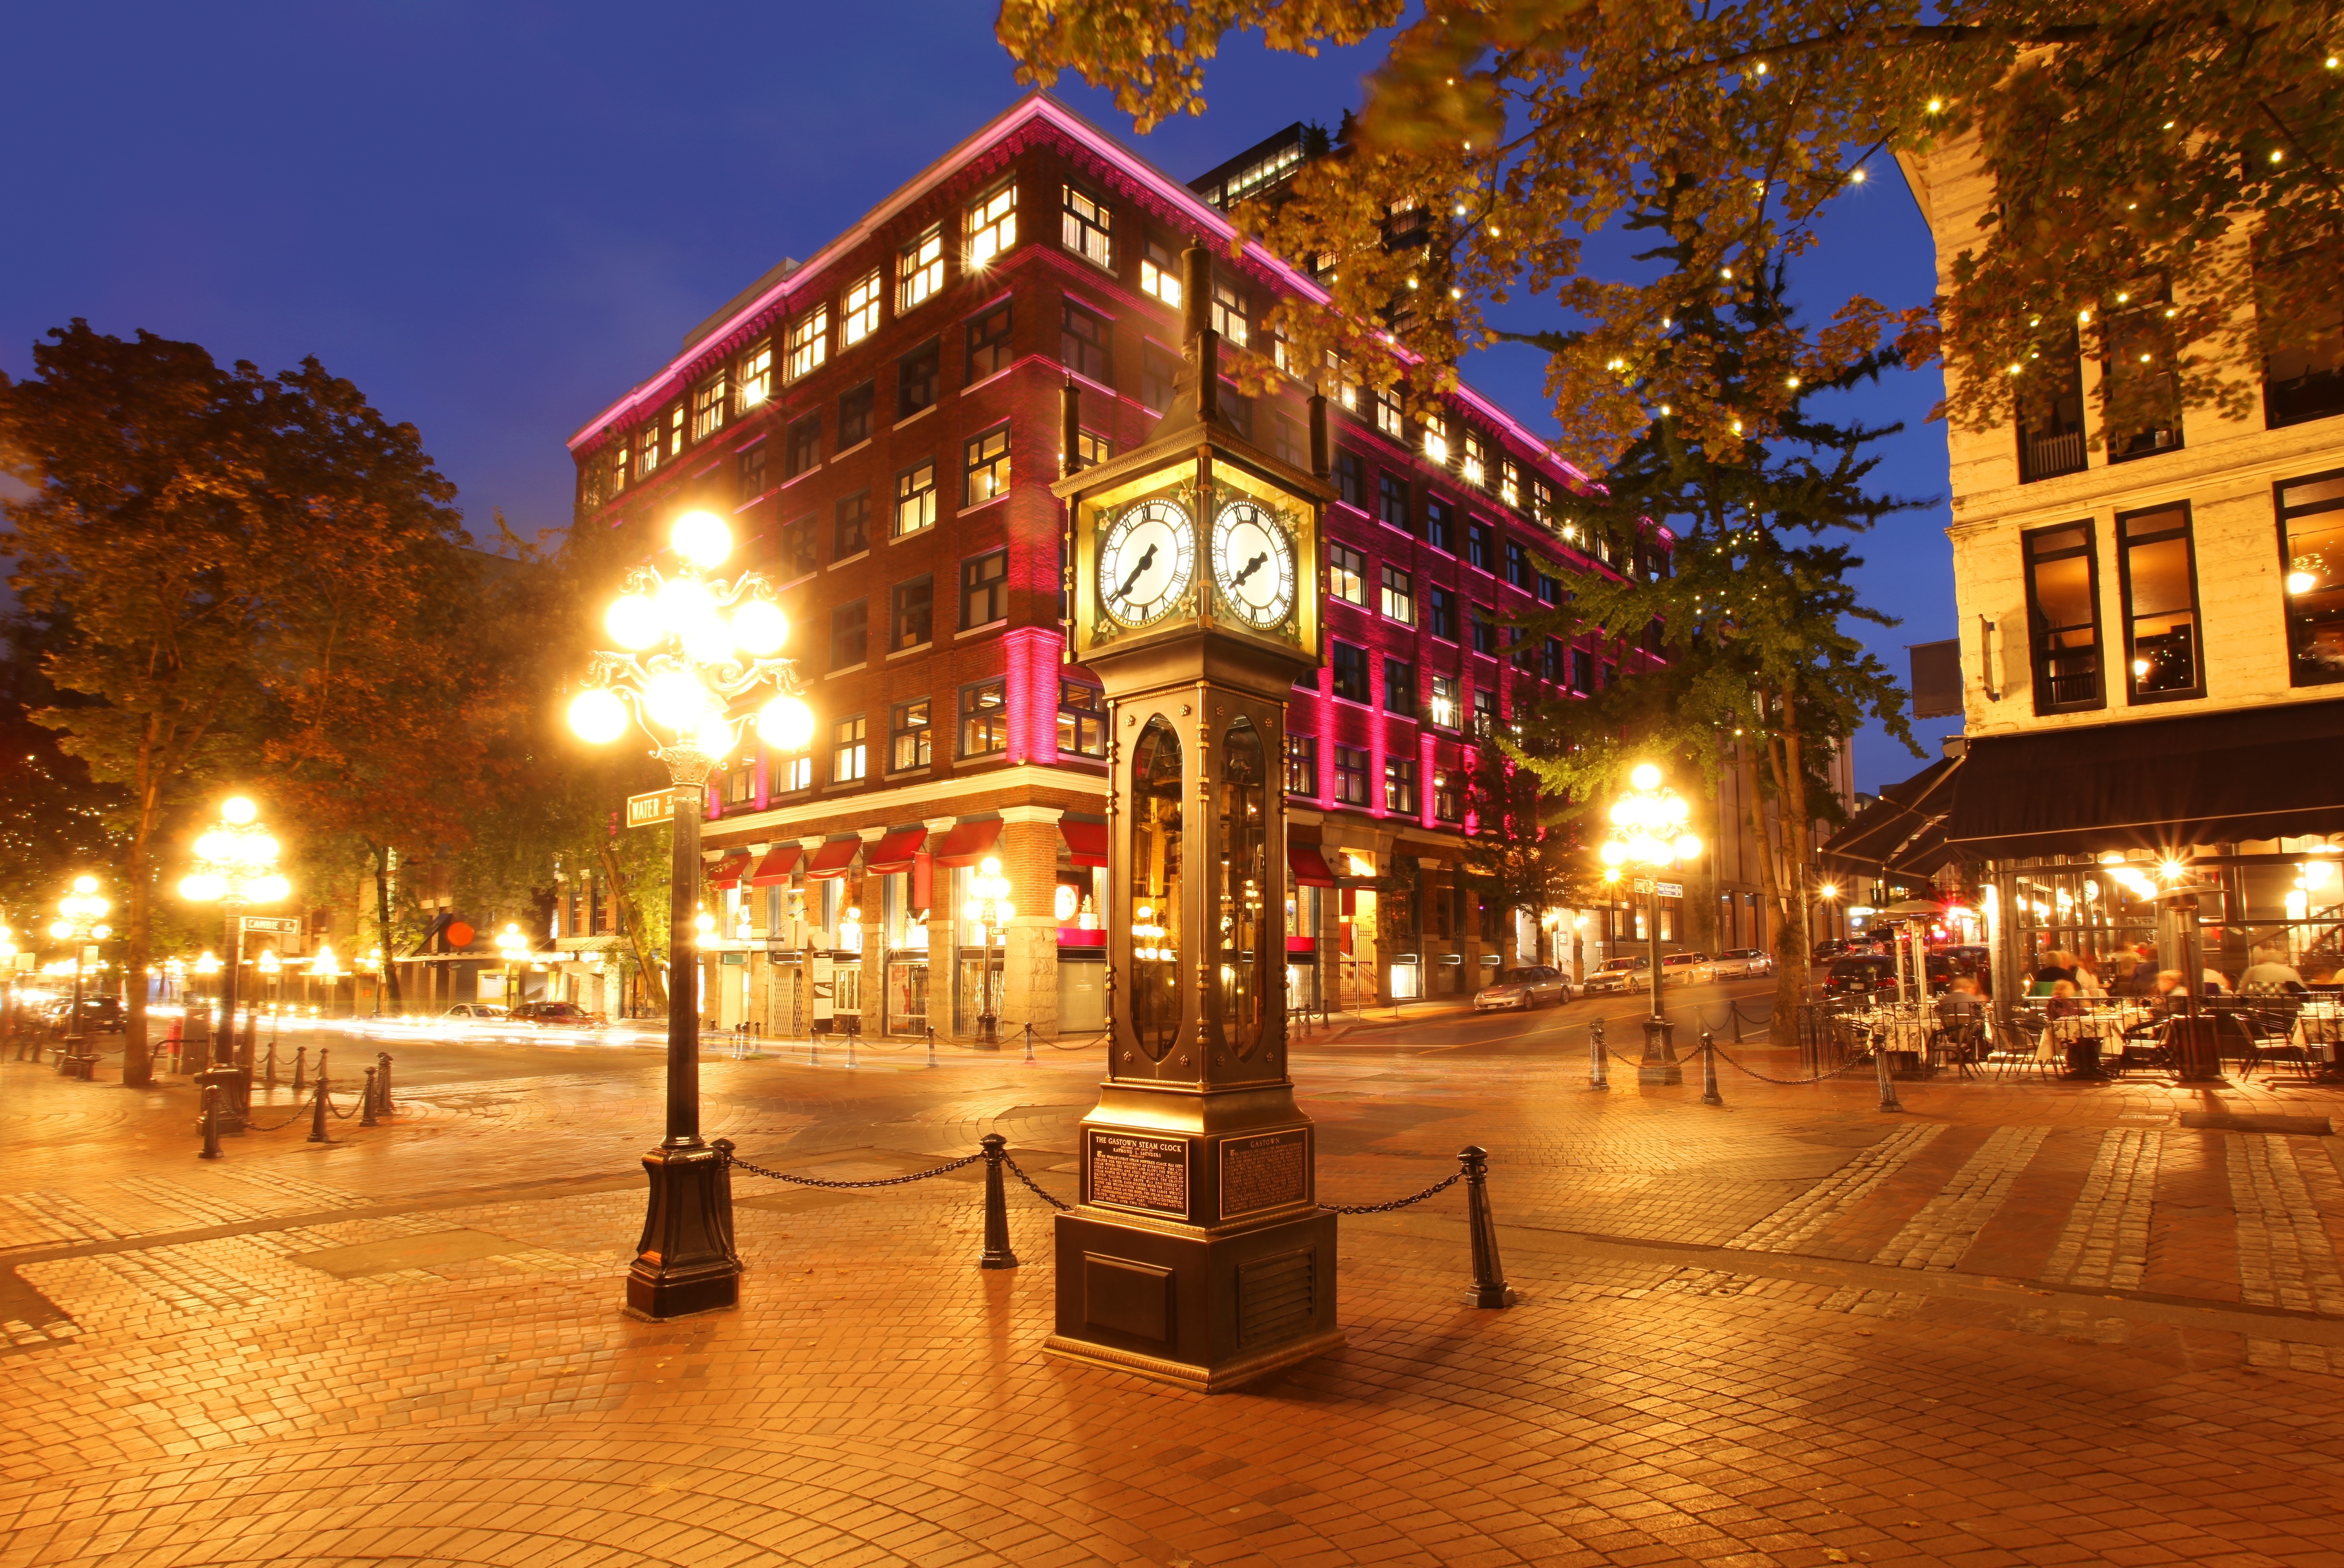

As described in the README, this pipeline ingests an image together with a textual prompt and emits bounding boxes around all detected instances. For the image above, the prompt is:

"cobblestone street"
[4,1029,2342,1567]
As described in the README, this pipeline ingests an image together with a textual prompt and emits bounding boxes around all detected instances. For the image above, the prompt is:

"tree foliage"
[999,1,2344,466]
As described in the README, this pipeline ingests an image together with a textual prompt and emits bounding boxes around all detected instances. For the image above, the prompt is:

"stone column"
[997,808,1062,1040]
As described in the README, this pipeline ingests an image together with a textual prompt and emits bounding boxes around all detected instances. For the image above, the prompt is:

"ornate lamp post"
[310,943,341,1020]
[495,922,529,1009]
[179,796,290,1123]
[360,945,386,1016]
[47,877,112,1076]
[969,855,1014,1045]
[567,507,813,1321]
[1599,763,1704,1086]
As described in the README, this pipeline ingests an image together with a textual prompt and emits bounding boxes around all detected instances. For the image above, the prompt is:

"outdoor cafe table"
[2037,1003,2155,1074]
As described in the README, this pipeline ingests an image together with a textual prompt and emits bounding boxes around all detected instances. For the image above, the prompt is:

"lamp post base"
[1637,1018,1682,1086]
[624,1142,743,1321]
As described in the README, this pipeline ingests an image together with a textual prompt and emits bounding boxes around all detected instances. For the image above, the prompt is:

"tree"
[1455,741,1599,968]
[1502,226,1920,1025]
[999,2,2344,466]
[0,323,466,1082]
[0,609,125,930]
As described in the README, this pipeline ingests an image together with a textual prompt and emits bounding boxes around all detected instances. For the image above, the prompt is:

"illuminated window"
[787,304,829,381]
[1211,279,1249,346]
[1062,185,1112,268]
[2278,468,2344,685]
[1333,745,1369,805]
[1058,680,1107,757]
[894,459,938,537]
[1471,686,1498,734]
[1373,387,1402,439]
[2116,502,2202,701]
[898,224,944,312]
[963,425,1010,506]
[737,342,773,412]
[666,403,685,457]
[1380,564,1415,624]
[1503,460,1524,511]
[1428,674,1459,728]
[775,752,813,793]
[832,714,867,782]
[891,698,932,771]
[1328,544,1367,606]
[1460,430,1486,489]
[842,270,882,347]
[1422,412,1451,467]
[1140,236,1183,308]
[959,679,1008,757]
[967,182,1017,267]
[890,574,933,652]
[1076,429,1111,468]
[961,550,1008,628]
[635,422,662,478]
[1384,756,1419,814]
[966,303,1012,381]
[1434,769,1461,822]
[606,442,628,495]
[1325,351,1359,411]
[1284,732,1317,795]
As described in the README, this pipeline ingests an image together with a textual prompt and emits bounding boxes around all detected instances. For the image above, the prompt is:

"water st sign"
[1630,880,1684,898]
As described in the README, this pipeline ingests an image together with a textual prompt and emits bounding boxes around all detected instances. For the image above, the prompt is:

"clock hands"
[1228,551,1270,592]
[1115,541,1159,602]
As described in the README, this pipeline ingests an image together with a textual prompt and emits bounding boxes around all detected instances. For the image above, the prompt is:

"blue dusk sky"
[0,2,1957,790]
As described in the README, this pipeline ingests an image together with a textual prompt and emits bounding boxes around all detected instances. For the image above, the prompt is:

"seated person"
[2238,943,2305,993]
[2109,952,2156,999]
[1938,976,1987,1024]
[2044,979,2085,1020]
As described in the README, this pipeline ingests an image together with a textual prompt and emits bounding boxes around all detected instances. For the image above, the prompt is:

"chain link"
[998,1152,1073,1211]
[242,1091,313,1134]
[722,1149,981,1188]
[1322,1170,1461,1215]
[1710,1043,1875,1085]
[325,1084,364,1120]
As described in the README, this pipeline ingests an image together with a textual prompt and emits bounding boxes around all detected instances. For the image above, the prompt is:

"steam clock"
[1046,248,1341,1390]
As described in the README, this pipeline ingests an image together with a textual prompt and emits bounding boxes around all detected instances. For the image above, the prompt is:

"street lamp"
[969,855,1014,1045]
[47,876,112,1076]
[179,796,290,1116]
[496,922,529,1009]
[567,507,814,1321]
[360,945,385,1016]
[310,942,341,1021]
[1599,762,1704,1084]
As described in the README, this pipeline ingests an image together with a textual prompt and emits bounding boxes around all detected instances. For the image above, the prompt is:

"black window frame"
[1378,472,1411,533]
[961,549,1008,629]
[963,423,1011,507]
[1469,605,1497,657]
[1141,344,1180,413]
[2278,467,2344,686]
[837,380,876,450]
[1427,584,1456,642]
[1060,298,1112,385]
[1384,755,1419,815]
[1331,640,1370,703]
[830,598,869,672]
[1328,543,1367,607]
[833,489,871,559]
[1379,563,1415,624]
[2114,500,2204,704]
[1334,450,1363,509]
[2022,520,2106,715]
[958,677,1009,759]
[897,337,941,419]
[784,411,822,479]
[1425,496,1454,553]
[780,513,819,580]
[1057,679,1108,758]
[889,574,934,653]
[966,302,1013,383]
[889,697,933,772]
[1332,744,1370,806]
[1283,731,1318,796]
[1465,519,1493,573]
[1382,655,1416,715]
[737,438,768,501]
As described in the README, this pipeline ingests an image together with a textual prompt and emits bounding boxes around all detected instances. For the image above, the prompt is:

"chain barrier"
[1047,1031,1108,1052]
[242,1085,316,1134]
[324,1083,364,1120]
[998,1152,1073,1211]
[1709,1042,1875,1085]
[722,1149,981,1188]
[1322,1170,1462,1215]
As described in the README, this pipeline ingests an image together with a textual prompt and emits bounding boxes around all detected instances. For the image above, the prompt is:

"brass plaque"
[1219,1130,1308,1219]
[1087,1130,1189,1215]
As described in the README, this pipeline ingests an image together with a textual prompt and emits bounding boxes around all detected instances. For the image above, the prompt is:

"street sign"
[240,916,301,934]
[1630,880,1684,898]
[628,788,685,828]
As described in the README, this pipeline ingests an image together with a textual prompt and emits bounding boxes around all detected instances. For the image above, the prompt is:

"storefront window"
[1130,718,1183,1058]
[1218,720,1267,1055]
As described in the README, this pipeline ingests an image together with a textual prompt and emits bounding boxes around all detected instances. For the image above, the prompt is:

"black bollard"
[926,1025,937,1069]
[1021,1023,1036,1064]
[308,1069,331,1143]
[375,1052,394,1117]
[1731,1002,1744,1046]
[1700,1029,1724,1107]
[1459,1146,1516,1308]
[1589,1017,1609,1090]
[264,1036,277,1092]
[292,1046,306,1097]
[198,1084,224,1161]
[978,1132,1017,1270]
[361,1068,379,1126]
[1875,1031,1904,1113]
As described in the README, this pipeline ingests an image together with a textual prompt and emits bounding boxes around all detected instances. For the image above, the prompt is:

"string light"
[1849,168,1866,183]
[1926,98,1943,112]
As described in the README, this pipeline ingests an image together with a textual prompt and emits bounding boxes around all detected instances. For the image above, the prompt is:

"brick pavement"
[1,1036,2342,1566]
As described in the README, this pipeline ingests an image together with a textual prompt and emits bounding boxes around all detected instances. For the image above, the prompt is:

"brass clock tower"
[1047,247,1340,1390]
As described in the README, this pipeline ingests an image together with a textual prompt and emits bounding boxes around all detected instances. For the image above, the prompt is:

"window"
[1427,674,1459,728]
[838,381,874,450]
[2102,297,2183,460]
[1380,564,1415,624]
[959,679,1008,756]
[1570,647,1593,692]
[1061,300,1111,384]
[898,338,940,419]
[692,375,728,442]
[2023,521,2103,714]
[1428,585,1456,641]
[2115,503,2202,701]
[774,751,813,793]
[1331,641,1370,702]
[832,714,867,783]
[1537,569,1562,607]
[1323,349,1359,412]
[737,342,774,413]
[834,490,870,558]
[890,575,934,652]
[899,223,945,312]
[1470,686,1497,736]
[666,403,684,457]
[841,270,882,348]
[722,763,755,806]
[1061,185,1112,268]
[1273,411,1307,469]
[1328,543,1367,606]
[1461,430,1486,489]
[787,304,829,381]
[961,549,1008,627]
[1076,429,1111,468]
[890,699,932,771]
[1141,237,1183,308]
[1283,732,1317,796]
[1210,279,1249,346]
[1333,745,1370,806]
[1058,680,1106,757]
[785,412,822,478]
[2259,245,2344,429]
[1541,637,1566,684]
[830,599,868,670]
[738,439,767,500]
[1384,755,1419,815]
[1434,769,1461,822]
[1334,451,1363,508]
[1378,472,1410,532]
[2016,324,2087,482]
[2277,469,2344,686]
[1222,390,1253,442]
[1425,497,1454,553]
[963,425,1010,505]
[1383,656,1416,714]
[1511,627,1536,673]
[1504,539,1530,589]
[1141,345,1180,412]
[781,513,818,579]
[1422,412,1451,467]
[1372,387,1402,439]
[605,441,629,497]
[1469,605,1497,657]
[894,459,938,537]
[966,304,1012,382]
[1507,464,1527,513]
[1466,519,1492,572]
[967,182,1016,266]
[635,422,662,479]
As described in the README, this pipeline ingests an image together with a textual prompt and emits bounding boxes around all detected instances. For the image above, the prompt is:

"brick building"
[559,96,1672,1040]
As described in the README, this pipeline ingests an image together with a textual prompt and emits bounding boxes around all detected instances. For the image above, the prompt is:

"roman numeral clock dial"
[1211,497,1296,633]
[1097,496,1197,629]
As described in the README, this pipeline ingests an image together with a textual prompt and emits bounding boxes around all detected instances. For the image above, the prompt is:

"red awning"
[806,837,861,879]
[1060,818,1108,868]
[931,817,1004,867]
[707,852,753,890]
[865,825,927,874]
[748,845,801,886]
[1288,844,1337,889]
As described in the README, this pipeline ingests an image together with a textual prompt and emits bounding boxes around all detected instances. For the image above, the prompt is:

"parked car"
[1940,945,1990,979]
[1711,948,1775,978]
[46,996,124,1031]
[1661,951,1712,985]
[1473,965,1573,1011]
[439,1003,508,1021]
[1822,953,1952,999]
[508,1000,603,1028]
[1582,957,1650,994]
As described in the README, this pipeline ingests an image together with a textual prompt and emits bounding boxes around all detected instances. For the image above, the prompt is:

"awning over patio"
[805,836,862,879]
[748,845,801,886]
[706,852,753,890]
[1288,844,1337,889]
[931,817,1003,867]
[864,825,927,874]
[1060,817,1108,868]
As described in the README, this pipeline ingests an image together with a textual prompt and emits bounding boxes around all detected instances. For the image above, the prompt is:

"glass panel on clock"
[1218,720,1266,1055]
[1129,719,1183,1059]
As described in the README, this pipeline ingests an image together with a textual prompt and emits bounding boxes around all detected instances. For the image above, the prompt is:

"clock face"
[1097,496,1197,629]
[1210,498,1297,631]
